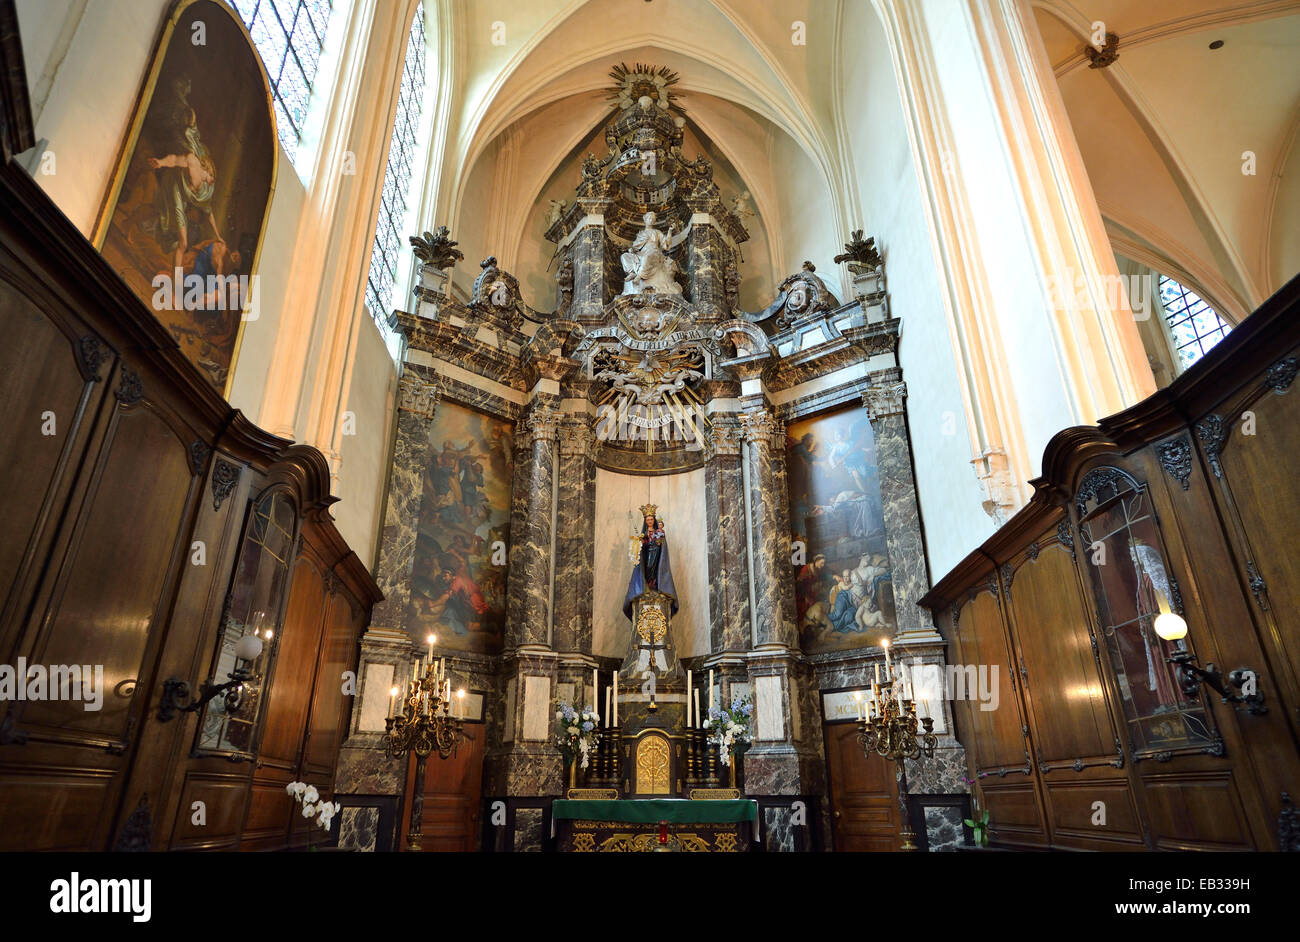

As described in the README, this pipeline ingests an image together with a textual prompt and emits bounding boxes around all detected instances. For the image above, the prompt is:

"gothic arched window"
[1158,275,1232,372]
[364,4,427,335]
[231,0,336,162]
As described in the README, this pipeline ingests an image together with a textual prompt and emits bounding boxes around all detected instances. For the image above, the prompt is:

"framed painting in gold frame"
[91,0,277,397]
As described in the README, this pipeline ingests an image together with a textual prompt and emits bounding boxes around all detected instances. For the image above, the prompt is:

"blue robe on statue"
[624,531,679,620]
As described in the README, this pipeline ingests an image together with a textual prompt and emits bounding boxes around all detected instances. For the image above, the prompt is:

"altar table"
[552,798,757,852]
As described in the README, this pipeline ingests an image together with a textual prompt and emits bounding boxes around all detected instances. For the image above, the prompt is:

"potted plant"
[704,696,753,788]
[286,781,340,850]
[964,808,991,847]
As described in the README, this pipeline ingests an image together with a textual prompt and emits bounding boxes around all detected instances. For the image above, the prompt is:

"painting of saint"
[785,407,896,653]
[94,0,275,395]
[409,403,514,654]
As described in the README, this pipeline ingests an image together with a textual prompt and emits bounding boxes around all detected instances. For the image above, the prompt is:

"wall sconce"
[1155,613,1267,715]
[158,632,265,722]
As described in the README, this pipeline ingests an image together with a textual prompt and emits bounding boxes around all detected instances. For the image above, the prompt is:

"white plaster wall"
[592,467,710,661]
[333,316,398,571]
[839,1,994,580]
[14,0,394,568]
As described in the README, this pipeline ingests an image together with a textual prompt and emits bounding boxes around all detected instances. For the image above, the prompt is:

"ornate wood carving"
[211,459,240,511]
[1196,414,1226,479]
[112,794,152,851]
[75,335,107,382]
[1074,466,1140,517]
[1246,560,1268,610]
[188,441,212,477]
[115,365,143,404]
[1265,357,1298,392]
[1057,520,1075,560]
[1156,437,1192,490]
[1025,542,1040,562]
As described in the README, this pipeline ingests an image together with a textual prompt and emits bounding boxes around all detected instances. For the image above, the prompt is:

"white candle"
[854,691,863,721]
[593,668,599,710]
[413,659,420,682]
[426,634,434,661]
[694,689,702,728]
[439,657,446,681]
[613,679,619,725]
[605,686,611,726]
[388,686,397,717]
[708,670,715,710]
[874,663,880,685]
[457,688,465,718]
[685,670,693,727]
[882,639,891,673]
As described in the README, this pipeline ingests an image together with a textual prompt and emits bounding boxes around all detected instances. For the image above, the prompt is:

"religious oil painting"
[94,0,276,396]
[785,406,895,653]
[409,403,514,655]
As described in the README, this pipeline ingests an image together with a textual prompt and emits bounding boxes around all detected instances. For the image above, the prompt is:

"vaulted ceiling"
[429,0,854,311]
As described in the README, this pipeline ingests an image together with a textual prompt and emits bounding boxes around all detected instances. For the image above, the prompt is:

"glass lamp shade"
[234,633,265,661]
[1153,612,1188,641]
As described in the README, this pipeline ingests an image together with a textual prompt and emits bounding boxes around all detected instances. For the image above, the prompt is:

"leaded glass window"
[230,0,334,160]
[365,5,427,331]
[1158,275,1231,371]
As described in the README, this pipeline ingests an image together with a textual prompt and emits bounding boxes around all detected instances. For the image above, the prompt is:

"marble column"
[552,414,596,654]
[738,408,798,649]
[504,398,560,649]
[334,366,440,849]
[685,216,727,321]
[860,372,937,639]
[571,200,614,324]
[369,365,441,631]
[705,415,750,654]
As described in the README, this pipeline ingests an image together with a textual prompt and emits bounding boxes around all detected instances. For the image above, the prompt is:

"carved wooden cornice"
[395,310,526,391]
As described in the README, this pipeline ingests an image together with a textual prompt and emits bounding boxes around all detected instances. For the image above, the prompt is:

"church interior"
[1,0,1299,870]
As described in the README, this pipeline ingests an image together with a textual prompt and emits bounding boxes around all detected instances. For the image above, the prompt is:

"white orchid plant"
[553,698,602,770]
[286,781,341,847]
[705,696,754,767]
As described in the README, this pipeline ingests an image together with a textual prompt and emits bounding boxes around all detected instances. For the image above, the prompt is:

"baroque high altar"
[333,65,966,852]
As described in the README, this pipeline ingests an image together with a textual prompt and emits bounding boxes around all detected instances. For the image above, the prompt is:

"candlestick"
[685,670,693,727]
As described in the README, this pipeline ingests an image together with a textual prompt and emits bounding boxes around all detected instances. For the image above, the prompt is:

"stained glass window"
[1158,275,1231,371]
[365,5,427,332]
[229,0,335,160]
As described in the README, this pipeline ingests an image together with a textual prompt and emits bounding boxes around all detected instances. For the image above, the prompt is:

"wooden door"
[825,721,901,851]
[399,724,485,851]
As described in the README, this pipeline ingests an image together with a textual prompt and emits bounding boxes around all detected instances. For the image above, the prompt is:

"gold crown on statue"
[639,503,659,519]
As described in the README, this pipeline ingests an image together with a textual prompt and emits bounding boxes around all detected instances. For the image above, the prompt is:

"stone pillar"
[369,365,441,631]
[738,408,798,649]
[685,215,727,321]
[334,366,440,850]
[552,414,596,654]
[504,399,560,648]
[705,415,750,654]
[861,373,938,639]
[571,200,614,324]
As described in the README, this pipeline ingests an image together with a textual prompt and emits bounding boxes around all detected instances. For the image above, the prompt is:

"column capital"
[738,409,783,445]
[523,399,561,443]
[397,367,442,418]
[705,415,743,457]
[557,416,596,457]
[861,380,907,422]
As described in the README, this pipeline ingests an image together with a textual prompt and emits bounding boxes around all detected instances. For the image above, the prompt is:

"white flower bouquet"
[286,780,341,848]
[553,698,602,770]
[705,696,754,767]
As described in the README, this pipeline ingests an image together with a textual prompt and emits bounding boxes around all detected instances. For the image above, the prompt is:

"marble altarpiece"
[333,65,966,852]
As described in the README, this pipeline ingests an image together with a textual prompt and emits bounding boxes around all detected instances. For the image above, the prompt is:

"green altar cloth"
[552,798,757,824]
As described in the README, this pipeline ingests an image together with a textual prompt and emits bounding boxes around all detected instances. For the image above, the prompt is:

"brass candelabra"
[384,661,466,851]
[857,673,937,852]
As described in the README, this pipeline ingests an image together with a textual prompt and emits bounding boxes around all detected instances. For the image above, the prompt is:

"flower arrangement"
[705,696,753,767]
[286,781,341,849]
[553,698,601,770]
